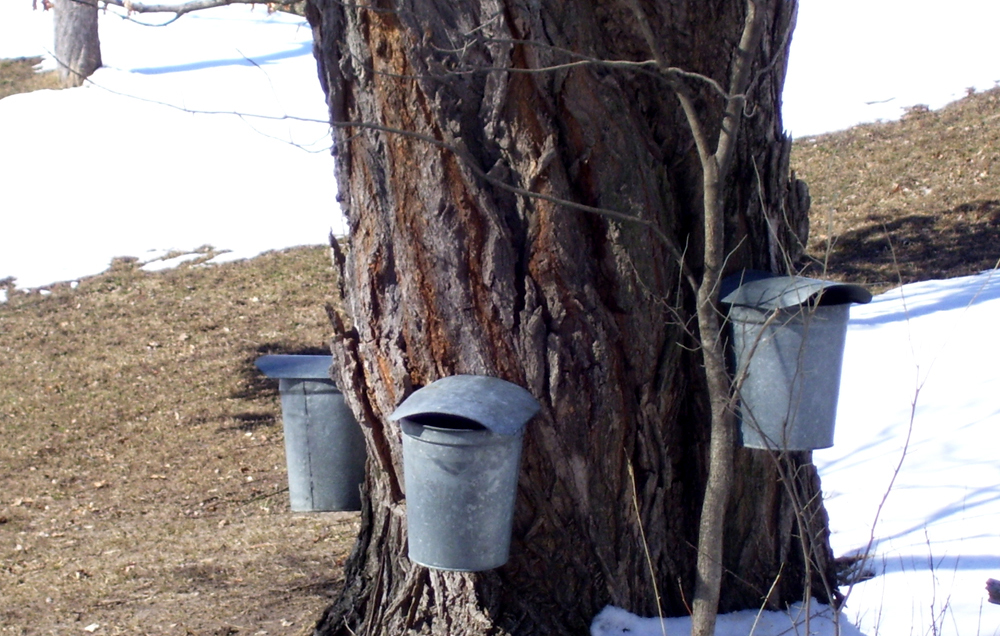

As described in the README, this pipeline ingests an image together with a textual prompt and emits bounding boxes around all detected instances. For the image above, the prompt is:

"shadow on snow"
[131,42,312,75]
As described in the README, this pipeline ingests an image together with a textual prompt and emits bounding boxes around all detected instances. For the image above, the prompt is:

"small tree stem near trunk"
[688,3,765,636]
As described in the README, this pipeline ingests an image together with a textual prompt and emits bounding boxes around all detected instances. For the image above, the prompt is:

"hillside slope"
[794,87,1000,291]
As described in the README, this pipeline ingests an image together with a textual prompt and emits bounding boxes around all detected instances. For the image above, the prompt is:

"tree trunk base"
[54,0,102,87]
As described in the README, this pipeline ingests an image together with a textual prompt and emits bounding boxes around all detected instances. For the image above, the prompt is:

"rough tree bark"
[306,1,830,634]
[53,0,102,87]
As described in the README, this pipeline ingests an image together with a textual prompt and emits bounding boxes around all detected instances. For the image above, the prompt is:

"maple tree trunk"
[305,1,832,634]
[54,0,102,87]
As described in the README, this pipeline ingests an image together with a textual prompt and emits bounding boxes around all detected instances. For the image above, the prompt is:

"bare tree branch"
[99,0,299,18]
[476,37,734,101]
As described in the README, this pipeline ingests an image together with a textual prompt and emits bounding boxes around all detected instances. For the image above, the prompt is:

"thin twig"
[748,565,783,636]
[627,460,668,636]
[328,118,698,288]
[241,486,289,505]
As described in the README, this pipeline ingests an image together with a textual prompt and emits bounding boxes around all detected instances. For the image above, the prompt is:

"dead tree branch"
[99,0,300,19]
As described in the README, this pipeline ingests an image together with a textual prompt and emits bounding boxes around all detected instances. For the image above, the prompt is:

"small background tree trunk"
[54,0,102,87]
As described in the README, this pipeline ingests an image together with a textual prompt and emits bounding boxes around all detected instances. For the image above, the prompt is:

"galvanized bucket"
[256,355,366,512]
[721,271,871,451]
[390,375,540,571]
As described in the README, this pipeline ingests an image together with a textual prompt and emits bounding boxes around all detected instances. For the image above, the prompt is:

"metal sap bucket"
[256,355,366,511]
[721,271,871,451]
[390,375,540,571]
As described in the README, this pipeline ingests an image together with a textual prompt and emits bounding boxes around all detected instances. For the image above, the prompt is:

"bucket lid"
[255,354,333,380]
[389,375,541,436]
[720,270,871,310]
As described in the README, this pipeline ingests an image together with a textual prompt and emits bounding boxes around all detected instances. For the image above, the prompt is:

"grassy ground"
[795,87,1000,292]
[0,57,60,99]
[2,56,998,634]
[0,248,357,635]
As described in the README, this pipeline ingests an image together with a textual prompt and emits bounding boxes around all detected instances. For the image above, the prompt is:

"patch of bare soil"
[794,87,1000,292]
[0,247,359,635]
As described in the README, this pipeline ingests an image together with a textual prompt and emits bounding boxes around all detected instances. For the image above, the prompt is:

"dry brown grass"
[0,247,359,635]
[0,57,61,100]
[794,87,1000,293]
